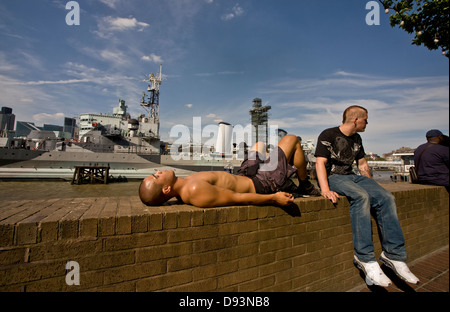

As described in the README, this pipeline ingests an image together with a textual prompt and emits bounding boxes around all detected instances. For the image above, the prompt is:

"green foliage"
[379,0,449,57]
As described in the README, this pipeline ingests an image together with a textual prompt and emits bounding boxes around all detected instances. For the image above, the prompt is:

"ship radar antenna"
[141,64,164,121]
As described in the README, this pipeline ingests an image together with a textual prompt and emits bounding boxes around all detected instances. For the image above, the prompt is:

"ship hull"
[0,149,161,170]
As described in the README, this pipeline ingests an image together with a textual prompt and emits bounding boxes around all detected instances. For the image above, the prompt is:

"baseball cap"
[426,129,443,138]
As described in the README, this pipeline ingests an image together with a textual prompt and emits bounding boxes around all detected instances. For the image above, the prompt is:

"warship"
[0,67,169,179]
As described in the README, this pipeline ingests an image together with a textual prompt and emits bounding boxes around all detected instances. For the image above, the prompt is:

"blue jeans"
[328,174,407,262]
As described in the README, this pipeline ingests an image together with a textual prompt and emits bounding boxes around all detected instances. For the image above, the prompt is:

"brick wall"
[0,184,448,292]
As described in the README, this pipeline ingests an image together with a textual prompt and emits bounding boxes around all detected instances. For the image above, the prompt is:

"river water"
[0,170,396,202]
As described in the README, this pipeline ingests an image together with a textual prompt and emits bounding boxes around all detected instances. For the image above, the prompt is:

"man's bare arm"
[357,158,372,178]
[315,157,339,203]
[183,181,294,208]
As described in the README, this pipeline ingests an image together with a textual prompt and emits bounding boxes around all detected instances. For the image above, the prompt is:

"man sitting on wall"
[139,134,320,208]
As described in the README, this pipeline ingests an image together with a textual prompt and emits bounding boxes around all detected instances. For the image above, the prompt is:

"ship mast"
[141,64,162,123]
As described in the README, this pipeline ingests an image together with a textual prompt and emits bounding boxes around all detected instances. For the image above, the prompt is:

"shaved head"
[342,105,368,124]
[139,170,177,206]
[139,177,166,206]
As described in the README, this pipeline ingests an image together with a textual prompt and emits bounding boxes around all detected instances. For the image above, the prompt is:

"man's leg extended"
[355,176,407,262]
[329,174,376,262]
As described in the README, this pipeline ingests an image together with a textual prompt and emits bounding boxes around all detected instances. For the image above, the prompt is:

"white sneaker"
[353,256,392,287]
[380,252,420,285]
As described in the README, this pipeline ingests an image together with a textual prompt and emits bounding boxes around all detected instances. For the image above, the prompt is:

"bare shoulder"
[178,177,214,204]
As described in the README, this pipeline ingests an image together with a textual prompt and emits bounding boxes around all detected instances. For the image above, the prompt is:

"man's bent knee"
[278,135,301,158]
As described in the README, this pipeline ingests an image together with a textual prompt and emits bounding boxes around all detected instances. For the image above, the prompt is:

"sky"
[0,0,448,155]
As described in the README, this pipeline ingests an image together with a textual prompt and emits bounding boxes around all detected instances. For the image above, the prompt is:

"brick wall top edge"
[0,184,445,229]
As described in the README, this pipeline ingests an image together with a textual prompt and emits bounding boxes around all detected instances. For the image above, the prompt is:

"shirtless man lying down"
[139,134,320,208]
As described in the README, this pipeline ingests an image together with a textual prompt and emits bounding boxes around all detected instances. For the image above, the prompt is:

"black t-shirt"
[314,127,365,176]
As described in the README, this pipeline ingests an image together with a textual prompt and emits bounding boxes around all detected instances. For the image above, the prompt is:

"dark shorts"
[237,147,297,194]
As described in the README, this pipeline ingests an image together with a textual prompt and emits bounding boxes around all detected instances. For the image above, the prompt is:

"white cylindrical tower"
[215,122,233,155]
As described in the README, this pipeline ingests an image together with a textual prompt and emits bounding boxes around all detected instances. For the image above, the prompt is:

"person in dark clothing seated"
[414,129,449,192]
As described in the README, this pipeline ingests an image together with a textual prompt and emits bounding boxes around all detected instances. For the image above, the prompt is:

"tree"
[379,0,449,58]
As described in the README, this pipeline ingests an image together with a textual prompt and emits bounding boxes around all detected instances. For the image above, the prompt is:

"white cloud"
[18,51,44,71]
[221,4,244,21]
[23,79,89,86]
[33,112,65,124]
[76,46,132,67]
[195,71,244,77]
[94,16,150,38]
[141,54,164,63]
[195,72,215,77]
[218,71,244,75]
[99,0,121,9]
[185,104,193,108]
[104,16,149,31]
[100,49,127,65]
[62,62,137,86]
[64,62,101,78]
[19,98,33,103]
[0,52,20,73]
